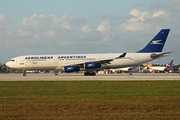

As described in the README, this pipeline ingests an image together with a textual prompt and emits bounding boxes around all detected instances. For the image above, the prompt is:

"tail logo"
[151,40,163,44]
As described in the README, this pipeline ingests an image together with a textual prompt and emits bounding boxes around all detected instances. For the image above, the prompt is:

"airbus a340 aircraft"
[6,29,172,76]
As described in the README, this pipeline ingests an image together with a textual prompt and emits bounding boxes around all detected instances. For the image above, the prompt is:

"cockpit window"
[10,59,15,62]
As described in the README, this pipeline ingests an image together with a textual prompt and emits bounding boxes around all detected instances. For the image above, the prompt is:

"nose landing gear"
[23,70,26,76]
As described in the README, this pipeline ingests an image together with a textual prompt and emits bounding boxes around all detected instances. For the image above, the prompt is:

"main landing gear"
[84,71,96,76]
[23,70,26,76]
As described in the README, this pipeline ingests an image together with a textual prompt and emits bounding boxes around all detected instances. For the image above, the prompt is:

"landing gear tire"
[84,72,89,76]
[92,72,96,76]
[84,71,96,76]
[23,73,26,76]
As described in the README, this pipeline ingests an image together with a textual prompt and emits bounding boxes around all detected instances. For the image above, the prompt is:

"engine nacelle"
[64,66,80,72]
[84,62,101,69]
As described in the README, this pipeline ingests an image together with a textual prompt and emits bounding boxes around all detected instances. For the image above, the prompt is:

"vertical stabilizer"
[137,29,170,53]
[164,59,174,71]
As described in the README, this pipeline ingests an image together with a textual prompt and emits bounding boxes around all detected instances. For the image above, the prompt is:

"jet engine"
[84,62,101,69]
[64,66,80,72]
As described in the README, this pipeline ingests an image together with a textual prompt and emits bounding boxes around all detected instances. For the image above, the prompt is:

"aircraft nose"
[5,62,11,68]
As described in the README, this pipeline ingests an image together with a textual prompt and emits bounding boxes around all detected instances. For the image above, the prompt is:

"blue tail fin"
[137,29,170,53]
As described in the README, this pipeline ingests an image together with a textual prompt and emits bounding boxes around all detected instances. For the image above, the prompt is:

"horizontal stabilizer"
[150,51,173,59]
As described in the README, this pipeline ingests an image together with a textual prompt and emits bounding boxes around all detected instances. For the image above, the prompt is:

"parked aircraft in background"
[5,29,172,76]
[143,63,153,67]
[112,66,136,73]
[145,59,174,73]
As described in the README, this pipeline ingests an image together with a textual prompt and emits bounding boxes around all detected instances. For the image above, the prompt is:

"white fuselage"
[113,67,134,72]
[114,67,131,71]
[6,53,154,71]
[148,66,166,72]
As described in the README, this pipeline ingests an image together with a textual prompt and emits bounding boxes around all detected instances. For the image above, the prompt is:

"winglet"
[116,53,126,59]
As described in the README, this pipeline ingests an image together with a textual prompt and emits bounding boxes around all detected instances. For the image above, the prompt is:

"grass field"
[0,81,180,119]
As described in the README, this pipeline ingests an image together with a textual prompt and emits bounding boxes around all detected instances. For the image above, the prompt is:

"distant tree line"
[152,64,167,66]
[174,64,180,68]
[0,63,7,73]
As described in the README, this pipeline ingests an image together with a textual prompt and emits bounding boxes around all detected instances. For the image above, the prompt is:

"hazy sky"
[0,0,179,64]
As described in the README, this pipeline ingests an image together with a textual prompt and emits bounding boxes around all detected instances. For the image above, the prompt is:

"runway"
[0,73,180,81]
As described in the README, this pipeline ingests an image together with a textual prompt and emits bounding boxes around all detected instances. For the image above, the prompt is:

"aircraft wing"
[87,52,126,64]
[150,51,173,59]
[57,53,126,68]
